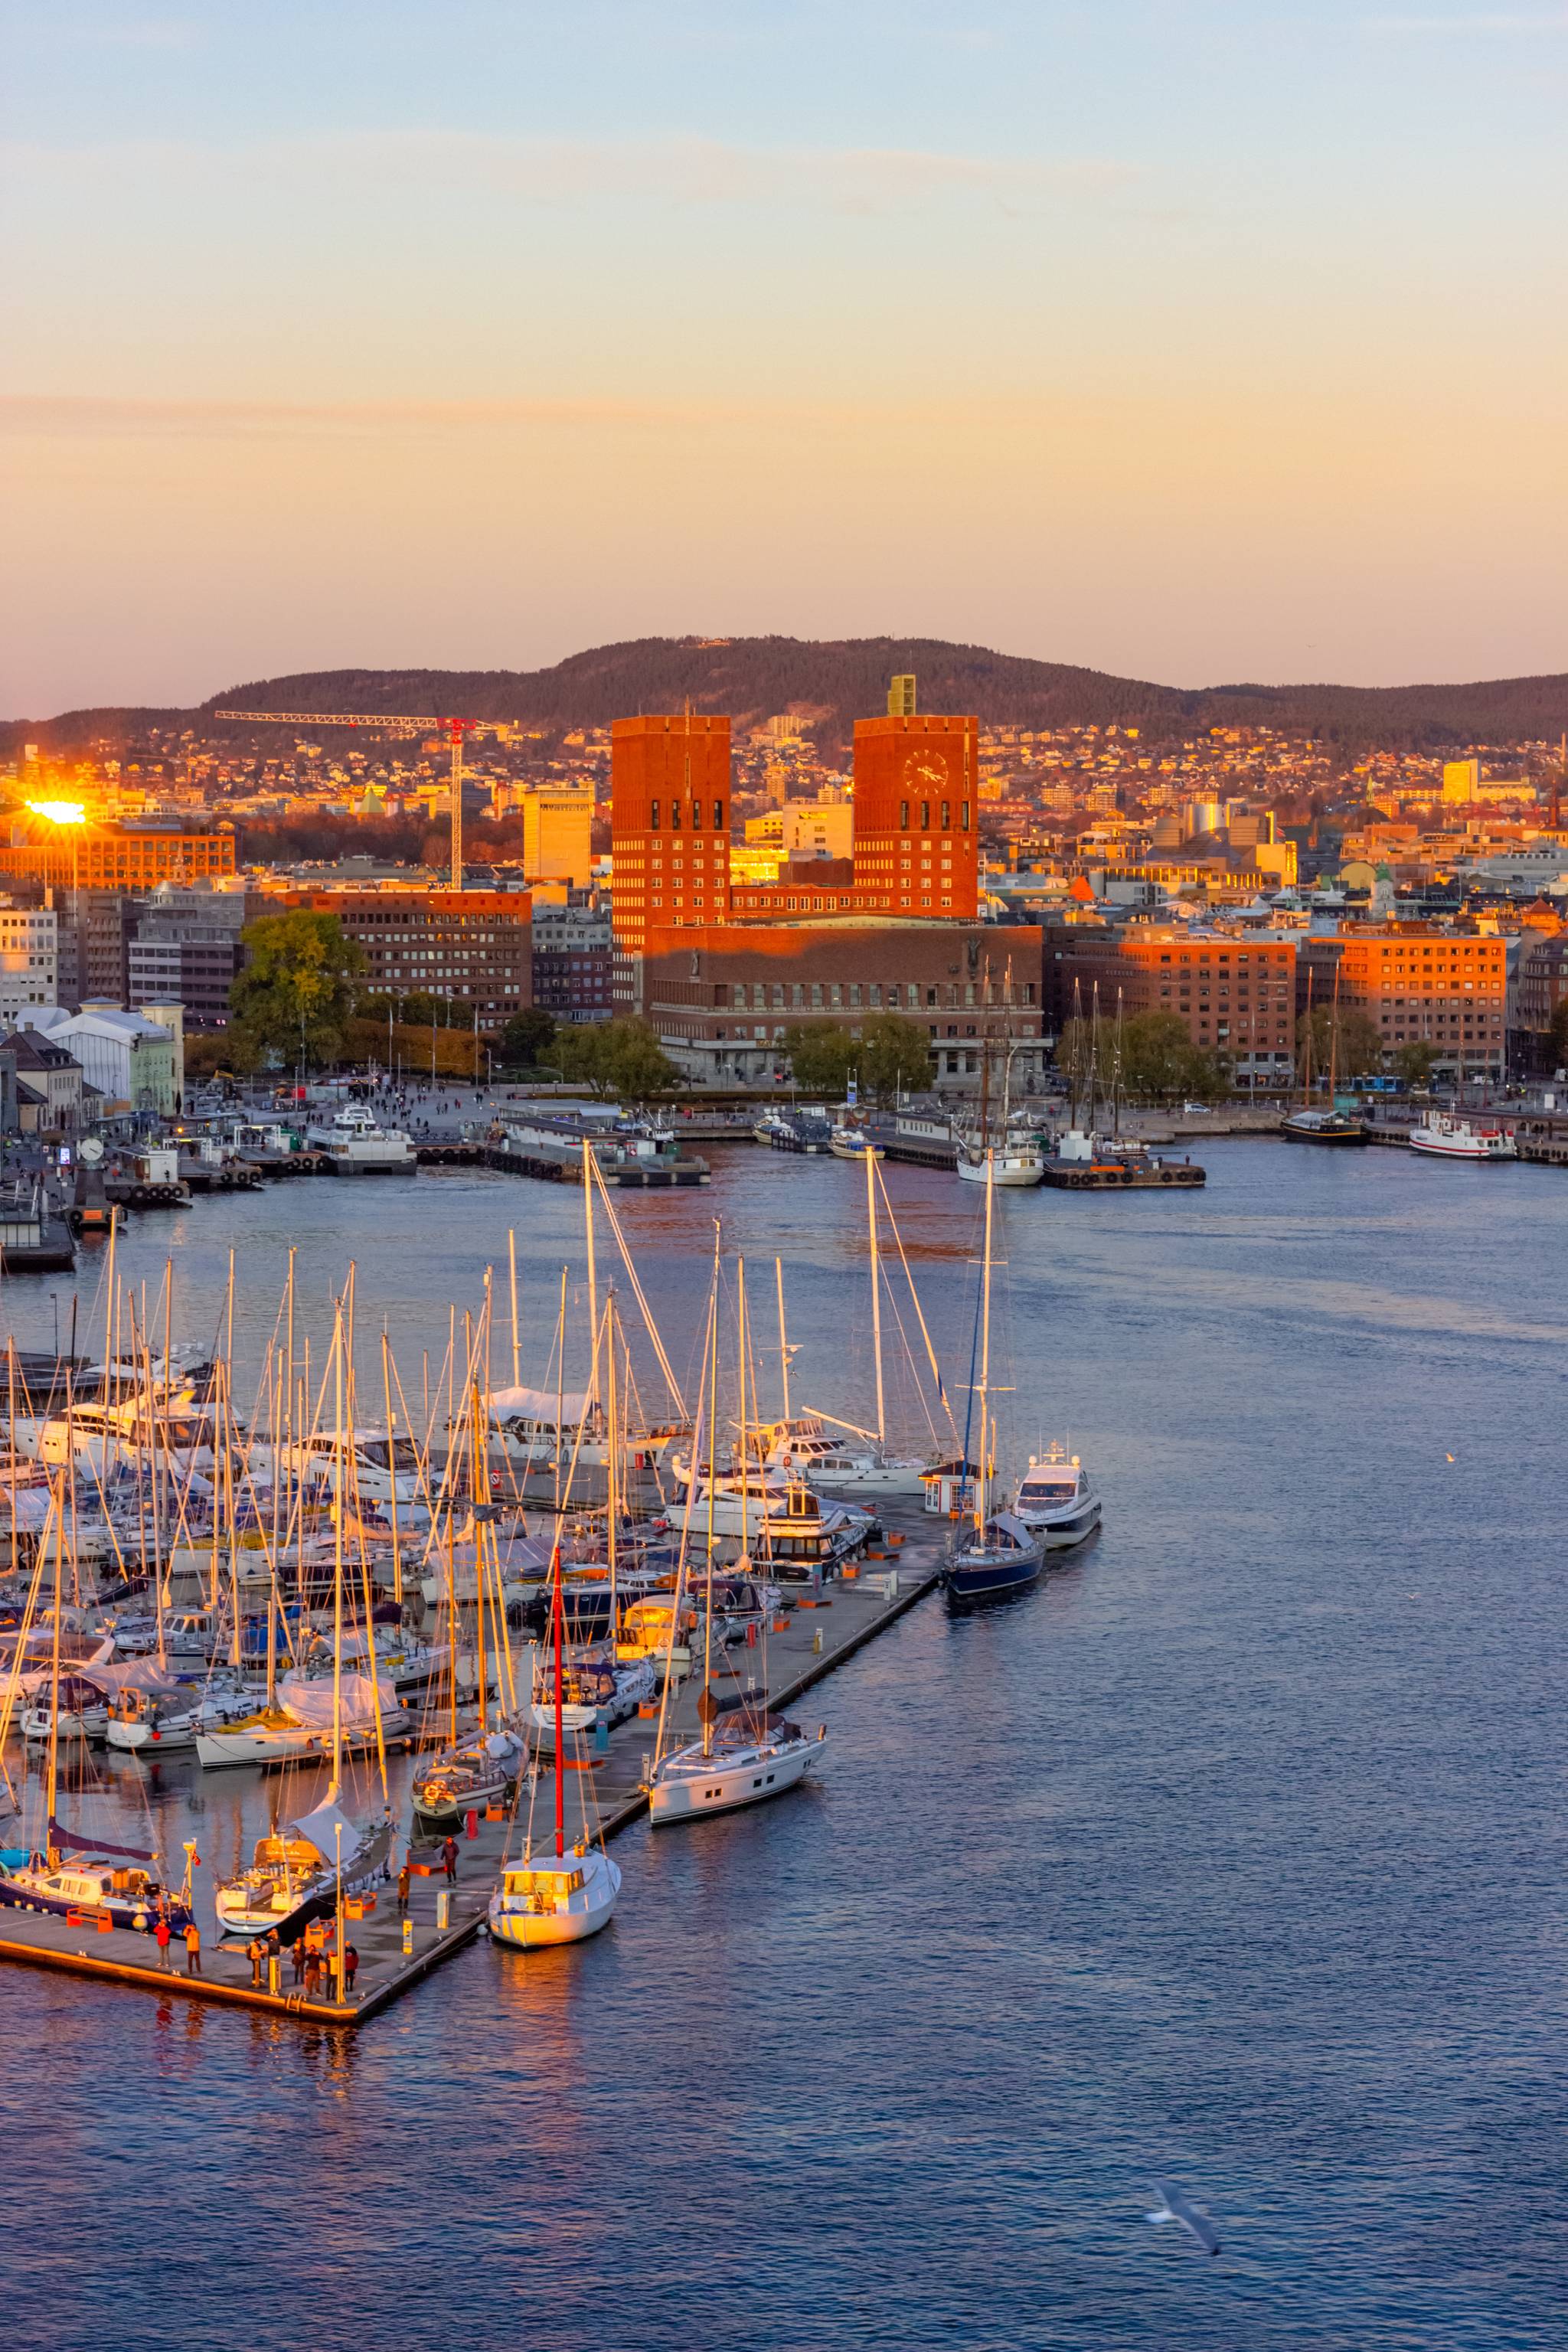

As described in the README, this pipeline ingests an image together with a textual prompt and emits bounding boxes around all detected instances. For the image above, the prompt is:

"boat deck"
[0,1509,945,2024]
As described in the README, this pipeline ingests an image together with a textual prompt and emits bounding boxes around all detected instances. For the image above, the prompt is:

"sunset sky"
[3,1,1565,713]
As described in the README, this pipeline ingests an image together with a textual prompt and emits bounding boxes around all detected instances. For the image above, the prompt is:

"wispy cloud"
[0,132,1137,217]
[0,395,727,440]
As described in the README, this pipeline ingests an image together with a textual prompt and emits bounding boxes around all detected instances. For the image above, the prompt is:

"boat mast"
[605,1296,619,1628]
[330,1301,345,1805]
[735,1259,750,1565]
[508,1226,521,1390]
[381,1329,403,1609]
[775,1256,792,1422]
[975,1155,995,1540]
[701,1223,720,1762]
[1328,959,1341,1099]
[1302,965,1315,1107]
[583,1138,599,1407]
[44,1468,64,1863]
[550,1537,565,1860]
[866,1145,885,1449]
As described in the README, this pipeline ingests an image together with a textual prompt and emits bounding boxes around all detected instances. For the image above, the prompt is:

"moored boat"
[1407,1109,1517,1161]
[1012,1444,1102,1551]
[213,1797,393,1939]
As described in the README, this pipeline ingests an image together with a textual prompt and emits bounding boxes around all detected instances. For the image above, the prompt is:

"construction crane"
[216,707,510,889]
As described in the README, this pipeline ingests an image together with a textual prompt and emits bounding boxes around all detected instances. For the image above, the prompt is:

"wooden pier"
[0,1511,948,2026]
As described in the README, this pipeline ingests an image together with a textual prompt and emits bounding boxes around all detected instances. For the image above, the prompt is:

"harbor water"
[2,1140,1564,2350]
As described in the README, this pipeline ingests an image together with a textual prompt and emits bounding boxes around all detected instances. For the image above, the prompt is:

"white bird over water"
[1145,2180,1221,2256]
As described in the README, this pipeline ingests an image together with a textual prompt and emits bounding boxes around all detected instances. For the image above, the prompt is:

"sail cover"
[289,1798,364,1870]
[278,1670,398,1730]
[48,1817,158,1863]
[488,1386,591,1426]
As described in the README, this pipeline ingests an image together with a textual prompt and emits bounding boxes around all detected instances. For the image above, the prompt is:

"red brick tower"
[610,713,732,1007]
[851,710,979,917]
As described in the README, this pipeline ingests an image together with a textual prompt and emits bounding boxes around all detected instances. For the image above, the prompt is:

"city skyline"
[3,1,1566,711]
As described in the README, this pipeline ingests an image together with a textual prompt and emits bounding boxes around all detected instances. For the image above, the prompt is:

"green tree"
[1393,1038,1439,1091]
[360,987,461,1028]
[230,911,366,1070]
[556,1018,678,1104]
[500,1007,558,1067]
[859,1012,935,1106]
[1296,1003,1384,1085]
[779,1022,861,1100]
[1112,1011,1230,1105]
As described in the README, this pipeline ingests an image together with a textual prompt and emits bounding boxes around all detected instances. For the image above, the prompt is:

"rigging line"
[586,1148,688,1416]
[650,1274,716,1777]
[874,1158,959,1445]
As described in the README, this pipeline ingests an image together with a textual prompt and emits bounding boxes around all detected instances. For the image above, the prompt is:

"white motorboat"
[828,1125,884,1161]
[305,1103,416,1172]
[12,1394,222,1477]
[648,1710,826,1825]
[665,1466,871,1561]
[485,1383,608,1468]
[488,1844,621,1949]
[22,1673,110,1743]
[266,1426,425,1506]
[213,1797,393,1939]
[754,1418,929,1496]
[1012,1444,1102,1550]
[104,1679,256,1754]
[1407,1110,1517,1161]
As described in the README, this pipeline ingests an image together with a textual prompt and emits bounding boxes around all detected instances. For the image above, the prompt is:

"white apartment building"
[0,903,58,1024]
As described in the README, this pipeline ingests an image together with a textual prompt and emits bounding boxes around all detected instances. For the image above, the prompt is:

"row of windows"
[896,801,970,831]
[716,978,1036,1011]
[645,802,724,832]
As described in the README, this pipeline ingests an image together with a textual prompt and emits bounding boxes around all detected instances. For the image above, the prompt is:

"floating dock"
[0,1509,946,2025]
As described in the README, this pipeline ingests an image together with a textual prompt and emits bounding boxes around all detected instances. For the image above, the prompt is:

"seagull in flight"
[1146,2180,1221,2256]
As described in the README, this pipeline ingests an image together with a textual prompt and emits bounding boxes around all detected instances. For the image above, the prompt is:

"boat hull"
[214,1819,393,1939]
[488,1854,621,1948]
[944,1546,1045,1603]
[1017,1498,1102,1551]
[648,1730,824,1824]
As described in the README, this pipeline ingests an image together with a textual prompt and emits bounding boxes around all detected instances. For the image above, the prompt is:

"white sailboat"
[944,1155,1047,1606]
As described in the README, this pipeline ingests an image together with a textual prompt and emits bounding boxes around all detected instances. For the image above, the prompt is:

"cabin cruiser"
[266,1426,425,1508]
[214,1797,394,1939]
[1281,1107,1367,1146]
[305,1103,416,1172]
[11,1393,223,1477]
[665,1468,872,1563]
[528,1647,655,1753]
[829,1125,884,1161]
[105,1679,256,1754]
[488,1843,621,1948]
[0,1828,191,1934]
[413,1727,527,1824]
[753,1417,929,1497]
[485,1385,610,1468]
[21,1673,111,1743]
[1012,1446,1102,1551]
[1407,1110,1517,1161]
[648,1708,826,1825]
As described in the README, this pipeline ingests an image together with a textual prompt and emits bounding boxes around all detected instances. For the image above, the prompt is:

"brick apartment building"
[1302,926,1507,1076]
[642,920,1044,1088]
[531,903,612,1024]
[1047,926,1299,1084]
[279,887,532,1024]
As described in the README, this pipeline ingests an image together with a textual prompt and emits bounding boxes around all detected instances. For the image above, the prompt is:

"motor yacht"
[829,1125,884,1161]
[1012,1445,1102,1551]
[105,1680,256,1754]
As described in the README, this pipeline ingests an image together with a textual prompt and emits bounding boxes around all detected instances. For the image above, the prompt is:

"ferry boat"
[1282,1107,1367,1147]
[305,1104,416,1174]
[1012,1446,1102,1550]
[1407,1109,1517,1161]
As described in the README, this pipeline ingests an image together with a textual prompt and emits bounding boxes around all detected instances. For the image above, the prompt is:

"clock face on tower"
[903,752,951,793]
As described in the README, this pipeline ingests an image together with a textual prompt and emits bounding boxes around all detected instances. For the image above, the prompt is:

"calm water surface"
[2,1142,1564,2350]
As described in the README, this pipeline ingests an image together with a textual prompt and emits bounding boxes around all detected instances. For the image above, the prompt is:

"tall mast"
[330,1301,345,1804]
[381,1329,403,1608]
[1328,959,1341,1098]
[701,1224,720,1761]
[508,1227,521,1390]
[866,1145,885,1449]
[735,1259,750,1564]
[605,1296,619,1624]
[975,1154,995,1538]
[44,1469,64,1861]
[550,1538,566,1860]
[1302,965,1315,1107]
[583,1139,599,1406]
[775,1256,791,1422]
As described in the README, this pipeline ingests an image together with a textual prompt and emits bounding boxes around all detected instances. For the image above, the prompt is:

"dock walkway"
[0,1513,946,2025]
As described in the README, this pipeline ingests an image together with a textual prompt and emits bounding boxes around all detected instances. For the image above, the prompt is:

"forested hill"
[9,635,1568,755]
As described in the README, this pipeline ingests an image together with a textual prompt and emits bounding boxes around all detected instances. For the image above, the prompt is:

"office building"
[520,787,594,886]
[531,903,612,1024]
[0,902,58,1023]
[1303,926,1507,1074]
[279,887,532,1024]
[1048,927,1298,1084]
[0,825,236,890]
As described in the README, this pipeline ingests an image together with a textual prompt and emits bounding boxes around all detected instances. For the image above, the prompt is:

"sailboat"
[488,1535,621,1947]
[1283,964,1367,1145]
[212,1295,396,1936]
[648,1256,828,1827]
[942,1155,1047,1605]
[957,1034,1044,1186]
[0,1474,194,1934]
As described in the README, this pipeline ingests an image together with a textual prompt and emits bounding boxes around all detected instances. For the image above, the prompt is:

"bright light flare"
[26,800,87,825]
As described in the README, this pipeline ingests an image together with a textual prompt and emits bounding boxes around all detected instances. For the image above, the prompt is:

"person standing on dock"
[155,1914,172,1970]
[183,1922,201,1976]
[290,1937,305,1986]
[397,1860,411,1914]
[344,1943,359,1994]
[441,1834,458,1882]
[247,1938,265,1988]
